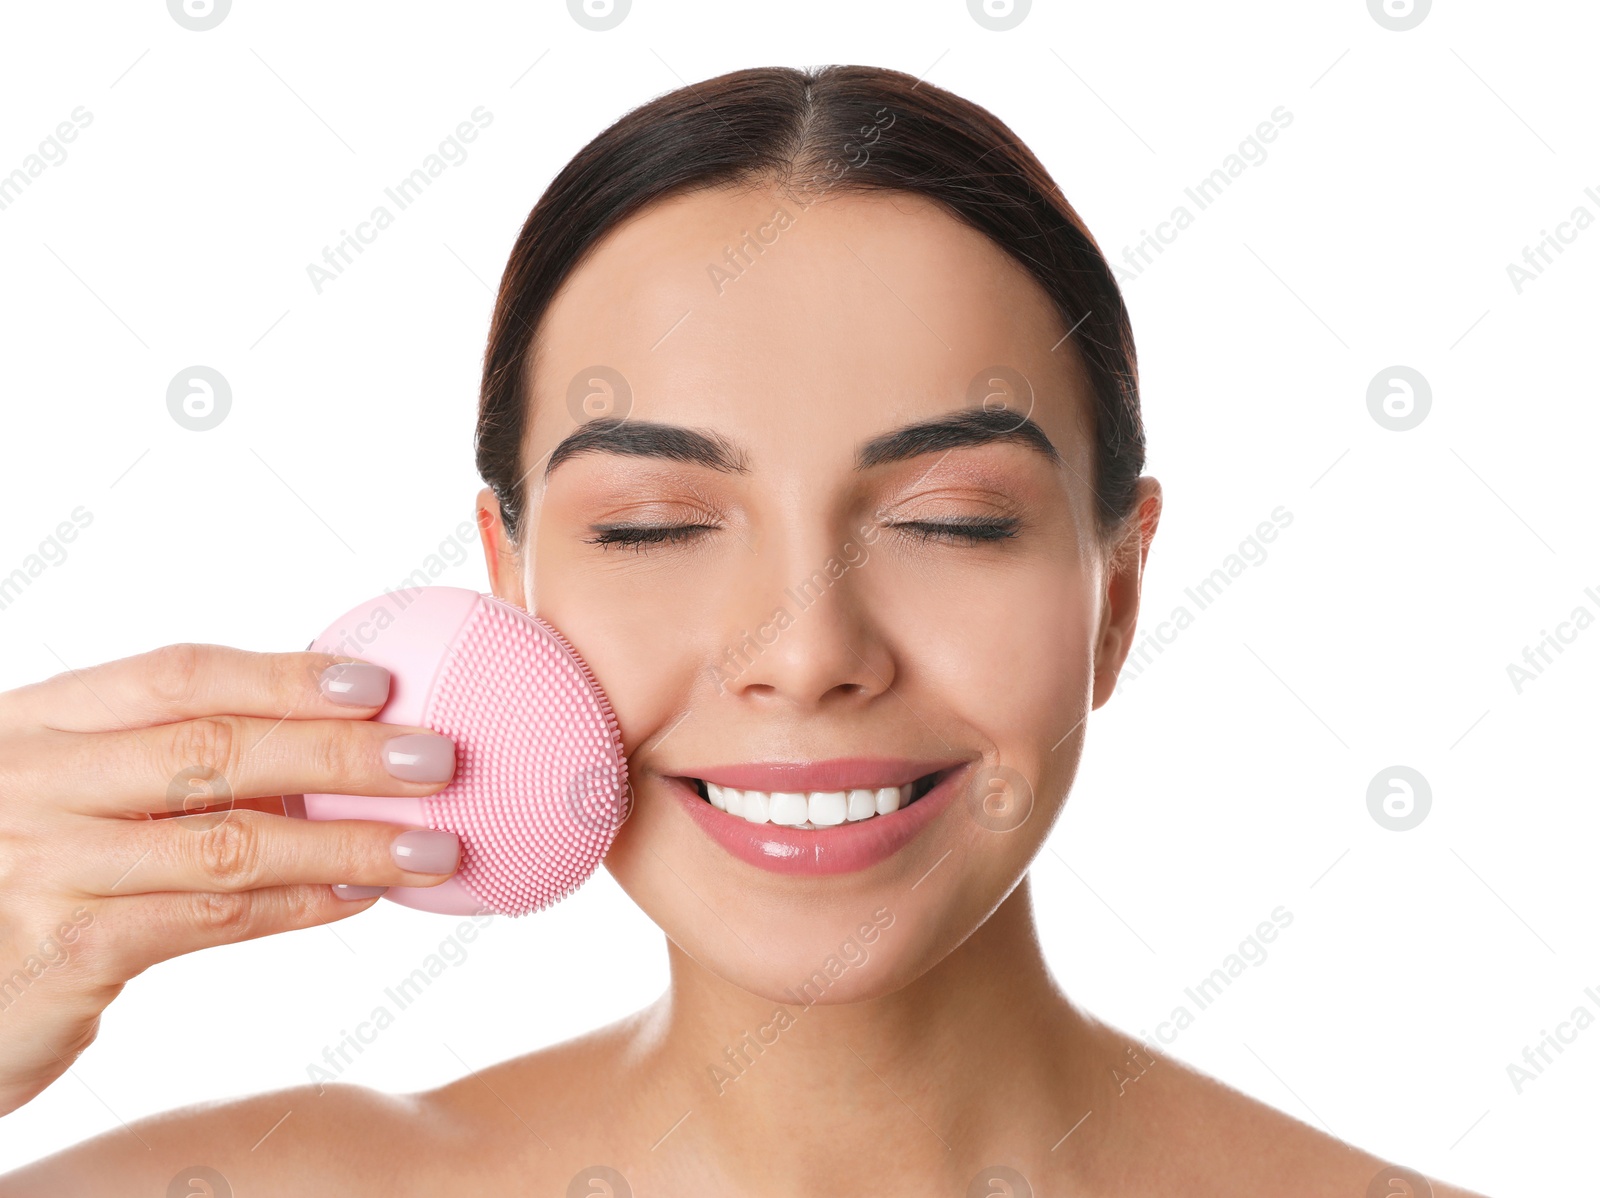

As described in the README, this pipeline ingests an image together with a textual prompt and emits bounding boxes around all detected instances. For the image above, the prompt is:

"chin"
[698,904,975,1009]
[603,791,1030,1005]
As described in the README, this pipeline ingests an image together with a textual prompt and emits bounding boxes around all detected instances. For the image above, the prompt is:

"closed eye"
[583,522,720,551]
[582,517,1020,552]
[894,517,1020,544]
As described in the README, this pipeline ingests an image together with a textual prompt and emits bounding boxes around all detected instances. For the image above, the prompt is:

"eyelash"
[896,516,1021,543]
[582,517,1020,552]
[583,522,721,552]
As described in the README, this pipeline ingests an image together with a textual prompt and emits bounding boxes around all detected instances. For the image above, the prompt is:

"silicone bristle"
[421,597,629,916]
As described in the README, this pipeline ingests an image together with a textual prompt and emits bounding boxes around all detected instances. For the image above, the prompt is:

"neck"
[637,874,1101,1191]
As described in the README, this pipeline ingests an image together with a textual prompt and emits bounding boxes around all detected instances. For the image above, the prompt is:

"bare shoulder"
[1078,1013,1494,1198]
[0,1082,441,1198]
[413,1005,663,1188]
[0,1010,660,1198]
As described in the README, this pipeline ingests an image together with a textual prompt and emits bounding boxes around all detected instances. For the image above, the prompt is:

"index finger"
[6,643,391,735]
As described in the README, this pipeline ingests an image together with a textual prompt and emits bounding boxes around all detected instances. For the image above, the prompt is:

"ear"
[1091,477,1163,710]
[475,486,526,607]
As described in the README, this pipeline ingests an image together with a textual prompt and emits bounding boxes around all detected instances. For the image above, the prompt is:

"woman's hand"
[0,643,463,1118]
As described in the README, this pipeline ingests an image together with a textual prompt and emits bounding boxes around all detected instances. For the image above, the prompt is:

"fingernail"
[384,733,455,782]
[320,662,390,707]
[332,884,388,901]
[391,829,460,875]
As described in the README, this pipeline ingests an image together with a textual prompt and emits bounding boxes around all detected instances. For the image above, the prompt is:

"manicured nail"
[320,662,390,707]
[383,733,455,782]
[391,829,460,875]
[332,884,388,901]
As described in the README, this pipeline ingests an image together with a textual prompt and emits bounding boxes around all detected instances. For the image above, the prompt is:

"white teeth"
[809,791,848,826]
[741,790,770,824]
[700,780,919,828]
[769,792,809,827]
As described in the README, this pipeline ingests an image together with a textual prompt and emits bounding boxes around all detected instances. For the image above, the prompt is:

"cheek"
[527,538,717,758]
[870,553,1097,765]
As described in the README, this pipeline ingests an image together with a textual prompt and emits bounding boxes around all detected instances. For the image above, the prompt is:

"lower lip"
[664,764,970,876]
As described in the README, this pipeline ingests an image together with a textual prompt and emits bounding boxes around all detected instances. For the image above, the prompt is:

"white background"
[1,2,1594,1193]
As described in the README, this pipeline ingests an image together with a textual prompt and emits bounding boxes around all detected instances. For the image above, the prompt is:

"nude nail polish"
[383,733,456,783]
[332,884,388,901]
[319,661,391,706]
[391,829,460,875]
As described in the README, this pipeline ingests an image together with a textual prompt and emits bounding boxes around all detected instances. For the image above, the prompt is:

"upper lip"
[668,756,968,793]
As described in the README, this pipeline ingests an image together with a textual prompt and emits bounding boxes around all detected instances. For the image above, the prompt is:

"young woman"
[0,65,1487,1196]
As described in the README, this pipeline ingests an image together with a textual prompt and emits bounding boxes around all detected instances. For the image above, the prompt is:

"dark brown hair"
[476,63,1143,543]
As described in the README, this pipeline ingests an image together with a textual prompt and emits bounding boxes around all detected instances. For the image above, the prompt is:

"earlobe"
[1090,610,1129,711]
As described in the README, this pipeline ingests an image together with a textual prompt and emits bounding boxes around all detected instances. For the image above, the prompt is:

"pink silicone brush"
[285,587,630,916]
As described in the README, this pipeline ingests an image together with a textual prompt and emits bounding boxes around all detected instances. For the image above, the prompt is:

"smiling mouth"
[687,767,950,830]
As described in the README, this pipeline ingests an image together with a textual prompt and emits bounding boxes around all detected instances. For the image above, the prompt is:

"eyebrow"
[857,406,1062,470]
[545,417,749,477]
[543,406,1062,479]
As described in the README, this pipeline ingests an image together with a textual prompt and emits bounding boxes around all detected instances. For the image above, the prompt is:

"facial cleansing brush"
[286,586,630,917]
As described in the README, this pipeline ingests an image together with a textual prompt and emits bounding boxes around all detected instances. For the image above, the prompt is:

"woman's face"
[480,185,1156,1004]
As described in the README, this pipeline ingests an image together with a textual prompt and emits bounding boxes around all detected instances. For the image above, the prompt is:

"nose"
[708,532,895,709]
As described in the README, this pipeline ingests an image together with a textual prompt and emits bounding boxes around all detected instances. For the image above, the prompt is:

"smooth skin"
[0,187,1489,1197]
